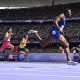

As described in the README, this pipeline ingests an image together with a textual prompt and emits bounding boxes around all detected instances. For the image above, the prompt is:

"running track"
[0,62,80,80]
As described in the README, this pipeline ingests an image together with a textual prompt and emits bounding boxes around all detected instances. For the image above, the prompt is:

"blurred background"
[0,0,80,53]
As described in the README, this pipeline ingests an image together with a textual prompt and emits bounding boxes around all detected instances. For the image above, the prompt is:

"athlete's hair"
[64,8,70,14]
[8,27,12,31]
[24,34,28,38]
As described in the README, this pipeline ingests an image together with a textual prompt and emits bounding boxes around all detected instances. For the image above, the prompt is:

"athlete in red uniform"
[0,28,14,59]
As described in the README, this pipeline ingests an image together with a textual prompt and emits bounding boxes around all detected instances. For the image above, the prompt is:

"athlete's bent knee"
[65,42,69,48]
[26,49,29,53]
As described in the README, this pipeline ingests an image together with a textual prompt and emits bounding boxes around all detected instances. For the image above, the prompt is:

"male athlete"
[0,28,14,59]
[28,9,78,65]
[16,34,29,61]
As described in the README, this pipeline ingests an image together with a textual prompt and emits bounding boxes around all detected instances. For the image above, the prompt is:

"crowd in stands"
[0,3,80,20]
[0,22,80,42]
[0,22,79,53]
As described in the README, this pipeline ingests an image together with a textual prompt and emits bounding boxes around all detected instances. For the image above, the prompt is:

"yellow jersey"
[19,38,27,48]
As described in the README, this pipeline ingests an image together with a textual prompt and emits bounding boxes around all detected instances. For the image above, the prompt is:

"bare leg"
[34,32,53,47]
[9,44,14,55]
[8,44,14,59]
[33,31,77,64]
[34,32,71,61]
[0,49,3,53]
[25,49,29,59]
[58,35,71,61]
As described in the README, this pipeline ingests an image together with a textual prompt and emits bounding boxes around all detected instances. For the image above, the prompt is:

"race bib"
[7,38,10,41]
[52,31,56,35]
[24,44,26,46]
[60,25,64,30]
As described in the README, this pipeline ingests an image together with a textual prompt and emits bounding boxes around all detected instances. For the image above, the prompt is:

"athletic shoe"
[9,55,13,59]
[23,59,29,62]
[67,61,78,65]
[28,30,38,34]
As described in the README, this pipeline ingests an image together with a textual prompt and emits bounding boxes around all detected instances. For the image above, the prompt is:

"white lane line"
[13,69,80,74]
[0,68,80,74]
[37,70,80,73]
[0,73,80,77]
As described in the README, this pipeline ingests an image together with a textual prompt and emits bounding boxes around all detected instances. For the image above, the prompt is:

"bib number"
[24,44,26,46]
[7,38,10,41]
[52,31,56,35]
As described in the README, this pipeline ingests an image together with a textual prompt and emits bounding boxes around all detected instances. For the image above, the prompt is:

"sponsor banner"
[27,53,74,62]
[0,53,5,60]
[0,53,74,62]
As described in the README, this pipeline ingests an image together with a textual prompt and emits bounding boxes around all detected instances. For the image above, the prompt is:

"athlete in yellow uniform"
[16,34,29,61]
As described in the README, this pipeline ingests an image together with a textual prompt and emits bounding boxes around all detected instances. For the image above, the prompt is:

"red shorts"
[1,41,10,50]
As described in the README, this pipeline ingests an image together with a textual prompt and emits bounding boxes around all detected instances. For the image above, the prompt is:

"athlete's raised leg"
[34,32,71,61]
[34,32,53,47]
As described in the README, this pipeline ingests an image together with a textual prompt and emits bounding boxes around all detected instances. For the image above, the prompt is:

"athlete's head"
[59,46,62,50]
[8,28,12,33]
[24,34,28,39]
[75,47,78,50]
[64,9,71,17]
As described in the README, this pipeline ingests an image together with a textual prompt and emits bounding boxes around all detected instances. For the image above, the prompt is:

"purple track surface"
[0,62,80,80]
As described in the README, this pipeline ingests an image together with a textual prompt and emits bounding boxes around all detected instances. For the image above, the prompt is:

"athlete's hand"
[27,41,30,43]
[11,33,13,35]
[59,30,64,34]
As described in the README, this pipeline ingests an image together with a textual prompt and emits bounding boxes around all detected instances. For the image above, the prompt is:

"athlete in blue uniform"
[28,9,78,65]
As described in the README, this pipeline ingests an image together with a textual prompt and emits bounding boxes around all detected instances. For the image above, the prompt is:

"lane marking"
[0,73,80,77]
